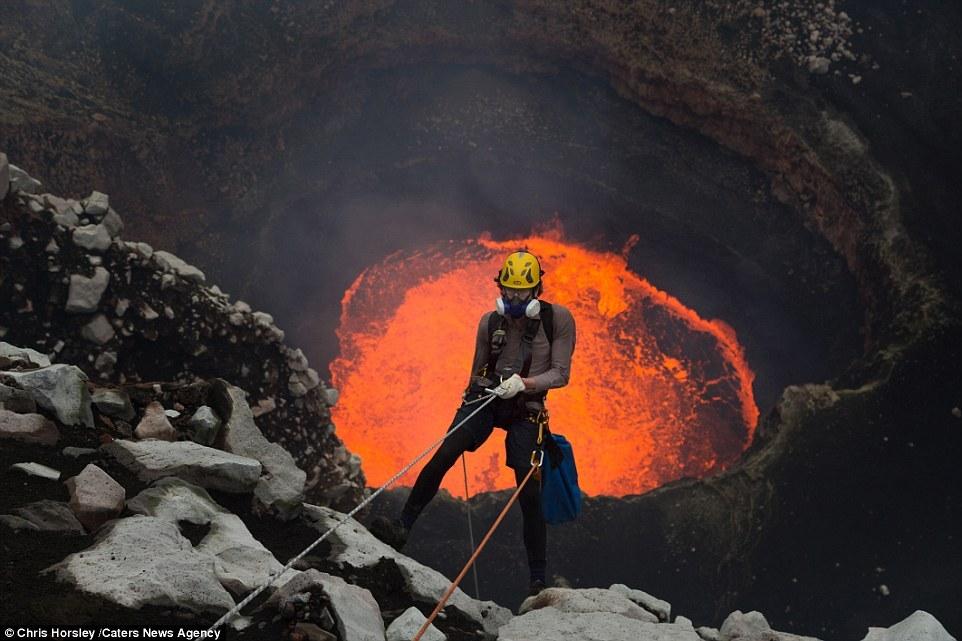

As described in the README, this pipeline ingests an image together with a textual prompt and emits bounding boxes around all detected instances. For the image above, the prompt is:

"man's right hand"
[489,373,525,399]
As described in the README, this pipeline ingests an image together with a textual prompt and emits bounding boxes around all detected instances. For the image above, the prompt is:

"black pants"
[401,396,547,577]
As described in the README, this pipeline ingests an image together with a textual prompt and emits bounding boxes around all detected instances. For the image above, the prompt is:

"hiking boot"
[369,516,409,551]
[527,579,547,597]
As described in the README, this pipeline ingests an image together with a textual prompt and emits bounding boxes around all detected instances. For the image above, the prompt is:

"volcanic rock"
[82,190,109,216]
[188,404,222,446]
[64,463,126,532]
[127,477,297,595]
[861,610,956,641]
[65,266,110,313]
[3,499,84,535]
[719,610,820,641]
[498,607,700,641]
[153,249,206,284]
[519,587,659,623]
[609,583,672,622]
[386,607,445,641]
[80,313,115,345]
[0,408,59,446]
[72,224,111,252]
[102,439,261,492]
[10,461,60,480]
[42,514,235,614]
[0,341,51,367]
[301,504,511,637]
[134,400,177,441]
[268,570,384,641]
[2,363,94,427]
[210,379,306,519]
[0,383,38,412]
[8,163,41,194]
[101,208,123,238]
[91,387,135,421]
[0,166,365,512]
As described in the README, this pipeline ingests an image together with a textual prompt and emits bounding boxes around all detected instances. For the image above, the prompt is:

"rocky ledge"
[0,154,363,509]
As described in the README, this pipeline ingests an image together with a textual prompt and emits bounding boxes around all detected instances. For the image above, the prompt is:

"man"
[371,249,577,597]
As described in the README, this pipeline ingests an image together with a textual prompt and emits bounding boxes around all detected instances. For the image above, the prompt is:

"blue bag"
[540,434,582,524]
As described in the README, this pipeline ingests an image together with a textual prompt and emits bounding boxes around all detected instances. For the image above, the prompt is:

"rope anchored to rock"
[413,458,542,641]
[207,392,499,632]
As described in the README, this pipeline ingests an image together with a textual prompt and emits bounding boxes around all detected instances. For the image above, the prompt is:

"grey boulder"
[8,163,42,194]
[91,387,135,421]
[520,587,659,623]
[386,607,445,641]
[0,408,59,446]
[2,499,84,535]
[609,583,672,622]
[66,267,110,313]
[267,570,384,641]
[861,610,956,641]
[498,608,701,641]
[720,610,821,641]
[64,463,126,532]
[0,341,51,367]
[3,364,94,427]
[72,224,111,252]
[210,379,305,518]
[128,477,297,595]
[134,401,177,441]
[153,250,206,284]
[103,439,261,493]
[302,504,511,638]
[43,514,235,614]
[188,405,222,446]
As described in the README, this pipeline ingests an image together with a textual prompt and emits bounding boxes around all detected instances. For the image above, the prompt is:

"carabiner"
[530,448,544,468]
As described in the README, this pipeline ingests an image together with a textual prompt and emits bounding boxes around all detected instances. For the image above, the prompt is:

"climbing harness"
[206,391,500,633]
[412,450,544,641]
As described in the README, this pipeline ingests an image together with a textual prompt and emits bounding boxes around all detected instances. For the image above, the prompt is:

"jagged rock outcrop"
[127,477,298,596]
[302,504,512,638]
[1,162,365,509]
[42,515,237,615]
[210,378,307,519]
[103,439,262,493]
[267,570,385,641]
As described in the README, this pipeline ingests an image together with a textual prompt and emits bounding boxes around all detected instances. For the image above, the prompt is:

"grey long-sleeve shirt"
[468,303,576,395]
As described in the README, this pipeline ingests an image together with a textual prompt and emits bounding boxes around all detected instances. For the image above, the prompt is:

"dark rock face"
[3,1,961,640]
[0,189,365,510]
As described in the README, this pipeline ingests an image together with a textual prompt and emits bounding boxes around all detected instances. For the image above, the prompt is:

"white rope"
[207,391,499,632]
[461,454,481,599]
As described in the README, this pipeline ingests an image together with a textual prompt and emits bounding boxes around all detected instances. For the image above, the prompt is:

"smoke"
[227,63,859,422]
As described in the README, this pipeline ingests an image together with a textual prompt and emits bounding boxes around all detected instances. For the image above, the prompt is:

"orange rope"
[412,463,539,641]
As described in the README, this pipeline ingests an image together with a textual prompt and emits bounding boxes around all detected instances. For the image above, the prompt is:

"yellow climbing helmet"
[497,250,543,289]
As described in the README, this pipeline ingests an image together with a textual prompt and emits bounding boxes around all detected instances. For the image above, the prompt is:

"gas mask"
[495,287,541,319]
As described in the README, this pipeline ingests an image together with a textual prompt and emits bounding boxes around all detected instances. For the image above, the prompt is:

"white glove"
[490,374,526,399]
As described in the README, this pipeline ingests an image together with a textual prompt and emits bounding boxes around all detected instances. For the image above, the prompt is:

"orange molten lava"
[330,229,759,498]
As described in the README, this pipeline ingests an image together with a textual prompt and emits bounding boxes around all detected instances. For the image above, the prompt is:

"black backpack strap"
[540,302,554,344]
[519,317,541,378]
[481,313,507,379]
